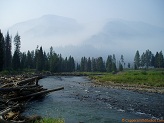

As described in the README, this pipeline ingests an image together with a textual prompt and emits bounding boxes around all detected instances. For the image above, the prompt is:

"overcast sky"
[1,0,164,30]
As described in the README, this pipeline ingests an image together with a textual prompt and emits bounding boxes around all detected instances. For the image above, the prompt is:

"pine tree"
[106,55,112,72]
[49,46,59,72]
[57,54,63,72]
[20,52,27,69]
[112,62,117,73]
[112,54,117,73]
[76,63,80,71]
[30,50,35,69]
[119,61,123,71]
[26,50,33,69]
[145,49,152,69]
[128,63,130,68]
[120,55,124,70]
[96,57,105,72]
[0,30,4,71]
[151,54,155,67]
[91,57,96,72]
[157,51,164,68]
[4,31,12,70]
[80,57,85,72]
[36,46,44,71]
[112,54,116,64]
[154,52,159,68]
[71,56,75,72]
[12,33,21,70]
[64,57,68,72]
[134,50,140,69]
[120,55,124,68]
[84,57,88,71]
[12,52,20,70]
[68,56,75,72]
[43,51,49,71]
[87,57,91,72]
[140,53,146,68]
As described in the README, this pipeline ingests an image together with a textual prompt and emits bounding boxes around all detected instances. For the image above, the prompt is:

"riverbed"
[24,76,164,123]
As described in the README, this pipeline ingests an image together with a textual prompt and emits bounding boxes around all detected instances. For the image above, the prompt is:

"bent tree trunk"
[7,87,64,103]
[0,76,41,88]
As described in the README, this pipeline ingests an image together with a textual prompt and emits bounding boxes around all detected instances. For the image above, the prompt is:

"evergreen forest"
[0,30,164,73]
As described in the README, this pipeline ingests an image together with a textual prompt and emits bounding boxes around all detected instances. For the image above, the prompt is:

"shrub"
[35,118,64,123]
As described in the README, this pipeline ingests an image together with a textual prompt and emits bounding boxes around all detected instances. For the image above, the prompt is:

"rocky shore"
[91,79,164,94]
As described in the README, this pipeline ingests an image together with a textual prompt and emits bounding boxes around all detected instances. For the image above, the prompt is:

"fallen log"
[0,75,64,123]
[7,87,64,103]
[0,76,40,88]
[0,85,42,93]
[0,104,20,116]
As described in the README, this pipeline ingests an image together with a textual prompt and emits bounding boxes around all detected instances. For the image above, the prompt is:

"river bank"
[24,76,164,122]
[92,80,164,94]
[1,70,163,94]
[87,70,164,94]
[88,72,164,94]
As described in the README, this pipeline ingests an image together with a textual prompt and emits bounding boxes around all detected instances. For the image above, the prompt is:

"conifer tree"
[106,55,112,72]
[4,31,12,70]
[49,46,59,72]
[87,57,91,72]
[80,57,85,72]
[20,52,27,69]
[36,46,44,71]
[26,50,33,69]
[96,57,105,72]
[12,33,21,70]
[119,61,123,71]
[140,53,145,67]
[0,30,4,71]
[91,58,96,72]
[156,51,164,68]
[134,50,140,69]
[112,62,117,73]
[145,49,152,68]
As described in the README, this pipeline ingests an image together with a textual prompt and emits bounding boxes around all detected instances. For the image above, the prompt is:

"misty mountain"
[8,15,84,51]
[8,16,164,63]
[55,20,164,63]
[10,14,83,36]
[85,20,164,51]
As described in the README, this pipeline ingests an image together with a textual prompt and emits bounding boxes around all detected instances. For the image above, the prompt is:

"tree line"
[134,50,164,69]
[0,31,75,72]
[77,54,124,73]
[0,31,125,73]
[0,30,163,73]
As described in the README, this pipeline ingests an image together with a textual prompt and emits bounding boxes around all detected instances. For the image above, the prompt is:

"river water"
[24,76,164,123]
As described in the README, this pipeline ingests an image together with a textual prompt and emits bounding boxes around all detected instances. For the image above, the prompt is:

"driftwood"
[7,87,64,103]
[0,104,20,116]
[0,76,40,88]
[0,85,42,93]
[0,75,64,122]
[0,115,42,123]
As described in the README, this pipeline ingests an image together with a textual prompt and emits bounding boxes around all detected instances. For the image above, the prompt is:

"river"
[24,76,164,123]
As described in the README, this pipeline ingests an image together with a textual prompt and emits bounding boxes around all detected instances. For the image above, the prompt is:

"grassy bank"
[89,70,164,87]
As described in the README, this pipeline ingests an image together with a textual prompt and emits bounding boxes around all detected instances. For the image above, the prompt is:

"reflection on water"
[24,76,164,123]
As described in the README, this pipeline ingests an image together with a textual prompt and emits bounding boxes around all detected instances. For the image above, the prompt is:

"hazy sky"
[1,0,164,30]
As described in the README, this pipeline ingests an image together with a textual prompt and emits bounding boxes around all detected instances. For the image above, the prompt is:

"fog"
[1,0,164,63]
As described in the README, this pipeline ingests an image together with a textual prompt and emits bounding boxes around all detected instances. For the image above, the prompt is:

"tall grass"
[90,70,164,87]
[34,118,64,123]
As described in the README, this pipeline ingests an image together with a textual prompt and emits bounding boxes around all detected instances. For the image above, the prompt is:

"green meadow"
[89,70,164,87]
[34,118,64,123]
